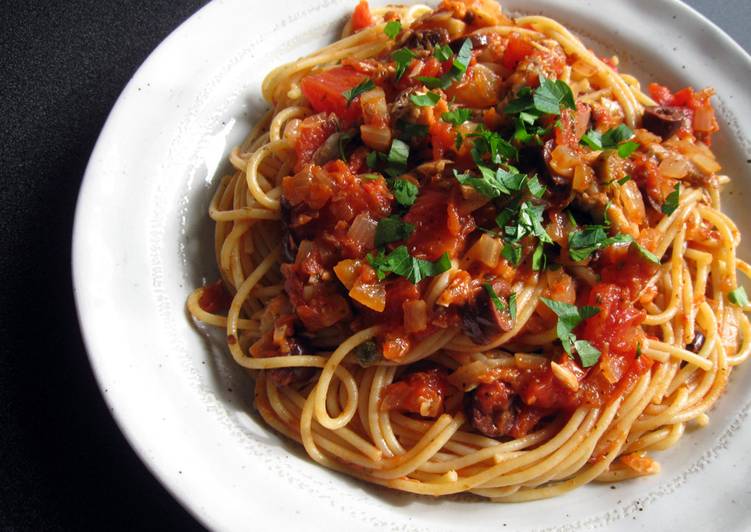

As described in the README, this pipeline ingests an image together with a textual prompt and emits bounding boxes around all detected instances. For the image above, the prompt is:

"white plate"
[73,1,751,530]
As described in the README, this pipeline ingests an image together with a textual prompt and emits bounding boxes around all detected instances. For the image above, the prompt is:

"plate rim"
[71,1,751,530]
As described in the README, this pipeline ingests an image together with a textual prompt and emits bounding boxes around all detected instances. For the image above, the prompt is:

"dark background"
[0,1,748,530]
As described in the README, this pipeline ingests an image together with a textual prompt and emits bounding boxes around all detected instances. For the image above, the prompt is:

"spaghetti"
[187,0,751,500]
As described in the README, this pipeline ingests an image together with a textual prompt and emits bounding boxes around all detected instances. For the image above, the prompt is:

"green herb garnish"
[384,20,401,39]
[342,79,375,106]
[374,215,415,247]
[540,298,601,366]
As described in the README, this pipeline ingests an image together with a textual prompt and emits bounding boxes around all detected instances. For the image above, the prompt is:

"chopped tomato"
[381,368,452,417]
[351,0,374,32]
[502,33,535,70]
[429,121,455,160]
[578,283,645,358]
[404,188,475,260]
[300,67,368,123]
[648,82,673,106]
[294,113,339,171]
[198,280,231,313]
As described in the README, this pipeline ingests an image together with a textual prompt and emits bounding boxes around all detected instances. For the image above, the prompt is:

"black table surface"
[1,1,749,530]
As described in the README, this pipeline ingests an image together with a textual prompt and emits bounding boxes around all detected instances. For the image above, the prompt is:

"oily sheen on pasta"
[187,0,751,501]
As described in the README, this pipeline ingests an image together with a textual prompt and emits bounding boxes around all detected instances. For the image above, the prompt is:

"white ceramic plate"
[73,1,751,530]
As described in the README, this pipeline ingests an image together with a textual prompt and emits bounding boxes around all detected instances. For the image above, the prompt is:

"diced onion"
[550,145,578,178]
[283,118,301,143]
[424,11,466,39]
[551,361,579,391]
[403,300,428,333]
[334,259,361,290]
[658,156,690,179]
[360,124,392,152]
[349,282,386,312]
[360,87,389,126]
[347,212,377,250]
[514,353,548,370]
[691,153,721,174]
[467,233,501,268]
[693,106,716,132]
[618,179,646,225]
[572,164,594,192]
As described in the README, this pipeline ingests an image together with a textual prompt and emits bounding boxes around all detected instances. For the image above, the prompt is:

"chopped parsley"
[433,44,453,62]
[532,243,546,271]
[497,201,553,245]
[728,286,749,307]
[568,224,660,264]
[508,293,517,320]
[540,298,601,366]
[453,165,527,199]
[483,283,505,311]
[441,107,472,125]
[504,76,575,116]
[662,183,680,215]
[391,178,418,206]
[374,215,415,247]
[342,78,375,106]
[502,242,522,265]
[526,175,546,198]
[632,241,660,264]
[568,225,632,262]
[387,138,409,167]
[581,124,640,158]
[367,246,451,284]
[409,91,441,107]
[384,20,401,39]
[469,125,517,164]
[391,48,416,81]
[418,38,472,89]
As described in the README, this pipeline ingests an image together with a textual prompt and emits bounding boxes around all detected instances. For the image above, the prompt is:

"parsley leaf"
[337,131,355,161]
[375,215,414,247]
[540,298,601,365]
[617,141,640,158]
[384,20,401,40]
[342,79,375,106]
[728,286,749,307]
[533,76,576,115]
[508,293,517,321]
[568,226,632,262]
[392,48,416,81]
[515,201,553,244]
[526,175,546,198]
[367,246,451,284]
[504,87,534,114]
[532,243,546,271]
[387,139,409,167]
[632,241,660,264]
[662,183,680,215]
[483,283,505,311]
[453,166,526,199]
[574,340,602,368]
[360,173,380,180]
[601,124,635,146]
[410,92,441,107]
[502,242,522,265]
[441,107,472,125]
[392,178,418,206]
[581,124,639,158]
[434,44,453,61]
[469,125,517,163]
[418,39,472,89]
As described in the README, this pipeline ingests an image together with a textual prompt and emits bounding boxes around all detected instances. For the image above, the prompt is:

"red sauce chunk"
[381,368,453,418]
